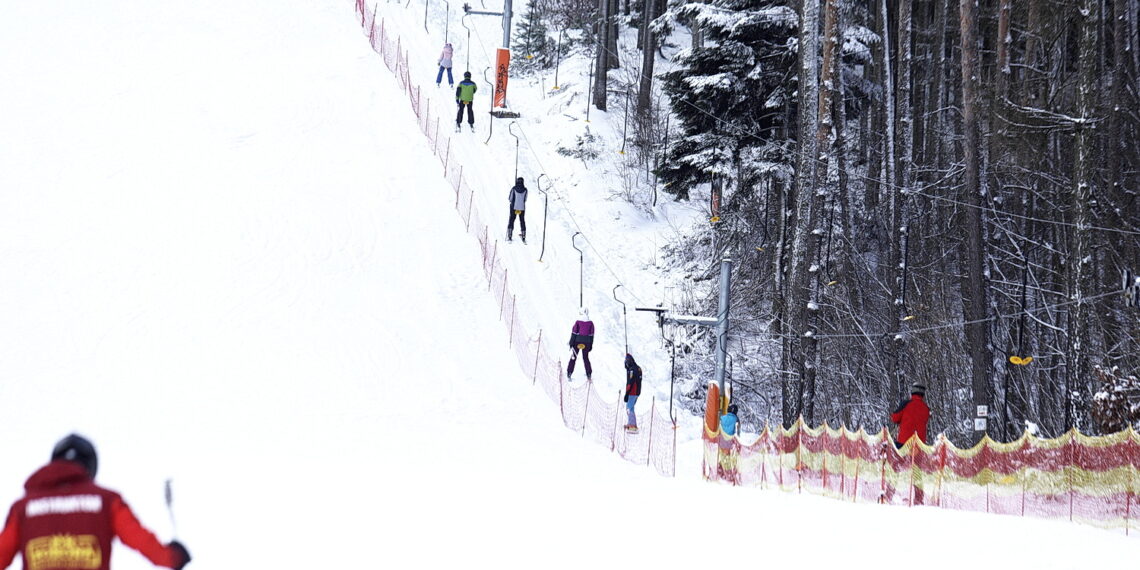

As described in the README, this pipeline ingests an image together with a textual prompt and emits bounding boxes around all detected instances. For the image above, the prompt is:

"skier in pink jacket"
[435,42,454,87]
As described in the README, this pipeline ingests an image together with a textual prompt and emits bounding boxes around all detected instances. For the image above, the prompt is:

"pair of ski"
[455,124,475,133]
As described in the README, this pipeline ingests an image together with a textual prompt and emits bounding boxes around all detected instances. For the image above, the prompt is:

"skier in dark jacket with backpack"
[623,353,643,432]
[567,307,594,381]
[506,177,528,242]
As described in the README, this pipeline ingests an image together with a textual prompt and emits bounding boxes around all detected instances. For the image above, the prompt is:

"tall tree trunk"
[893,0,916,396]
[879,0,902,397]
[1067,0,1098,431]
[592,0,610,111]
[635,0,658,119]
[606,0,620,70]
[1106,0,1131,222]
[959,0,991,444]
[996,0,1011,101]
[783,0,821,427]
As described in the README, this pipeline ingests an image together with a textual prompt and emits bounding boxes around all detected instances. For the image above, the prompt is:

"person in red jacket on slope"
[0,434,191,570]
[890,383,930,448]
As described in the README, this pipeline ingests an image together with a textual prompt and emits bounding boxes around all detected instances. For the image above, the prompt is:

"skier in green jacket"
[455,71,477,130]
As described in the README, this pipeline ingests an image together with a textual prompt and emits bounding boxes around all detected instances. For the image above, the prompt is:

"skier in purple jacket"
[567,307,595,381]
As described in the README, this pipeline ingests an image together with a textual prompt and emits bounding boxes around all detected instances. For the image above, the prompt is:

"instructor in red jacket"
[890,383,930,448]
[0,434,191,570]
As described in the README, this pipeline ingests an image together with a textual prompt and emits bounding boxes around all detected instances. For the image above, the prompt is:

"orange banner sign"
[494,48,511,109]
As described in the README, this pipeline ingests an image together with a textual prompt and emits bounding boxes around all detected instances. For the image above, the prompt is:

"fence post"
[498,270,508,319]
[508,295,517,347]
[1128,426,1139,536]
[1068,428,1076,522]
[850,430,860,502]
[581,385,592,437]
[557,360,565,420]
[908,438,918,507]
[647,398,655,466]
[455,166,463,207]
[532,330,542,384]
[796,417,804,494]
[671,418,677,477]
[936,436,948,508]
[487,242,498,288]
[612,389,621,451]
[879,430,889,504]
[465,189,474,230]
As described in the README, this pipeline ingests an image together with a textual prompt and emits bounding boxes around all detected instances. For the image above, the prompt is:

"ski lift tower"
[462,2,520,118]
[637,258,734,404]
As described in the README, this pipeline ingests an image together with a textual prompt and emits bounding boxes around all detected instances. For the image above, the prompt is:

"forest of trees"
[518,0,1140,444]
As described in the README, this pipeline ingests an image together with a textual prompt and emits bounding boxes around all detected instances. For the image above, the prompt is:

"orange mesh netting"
[704,407,1140,535]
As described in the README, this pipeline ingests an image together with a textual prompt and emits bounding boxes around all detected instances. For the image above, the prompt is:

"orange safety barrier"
[703,405,1140,535]
[355,2,676,476]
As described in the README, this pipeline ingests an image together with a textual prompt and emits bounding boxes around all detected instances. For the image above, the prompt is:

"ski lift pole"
[442,0,450,41]
[461,14,471,71]
[424,0,429,32]
[669,334,676,423]
[536,174,550,262]
[164,479,178,538]
[613,284,628,353]
[482,66,493,143]
[508,121,520,178]
[571,232,584,307]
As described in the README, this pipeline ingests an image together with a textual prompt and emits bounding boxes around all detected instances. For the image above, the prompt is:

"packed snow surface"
[0,2,1134,568]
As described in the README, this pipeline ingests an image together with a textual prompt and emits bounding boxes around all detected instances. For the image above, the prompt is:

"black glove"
[168,541,191,570]
[624,394,628,402]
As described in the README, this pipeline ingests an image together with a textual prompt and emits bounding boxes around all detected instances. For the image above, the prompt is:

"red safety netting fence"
[705,411,1140,535]
[355,1,676,476]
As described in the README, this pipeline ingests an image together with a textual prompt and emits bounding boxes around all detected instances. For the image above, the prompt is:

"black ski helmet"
[51,433,98,477]
[516,177,524,186]
[464,71,472,79]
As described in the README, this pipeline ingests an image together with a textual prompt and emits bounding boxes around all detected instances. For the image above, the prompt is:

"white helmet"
[579,307,589,319]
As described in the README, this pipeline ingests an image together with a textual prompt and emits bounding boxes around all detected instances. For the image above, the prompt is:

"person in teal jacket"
[720,404,739,436]
[455,71,477,128]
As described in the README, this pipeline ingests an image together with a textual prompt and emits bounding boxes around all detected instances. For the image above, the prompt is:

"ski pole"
[164,479,178,538]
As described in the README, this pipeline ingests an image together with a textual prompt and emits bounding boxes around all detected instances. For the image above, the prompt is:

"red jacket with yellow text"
[0,460,181,570]
[890,394,930,445]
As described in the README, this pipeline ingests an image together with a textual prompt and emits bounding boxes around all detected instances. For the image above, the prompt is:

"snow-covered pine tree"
[657,0,797,201]
[511,0,554,73]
